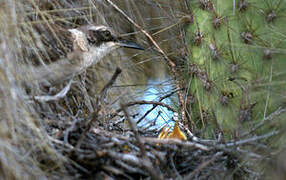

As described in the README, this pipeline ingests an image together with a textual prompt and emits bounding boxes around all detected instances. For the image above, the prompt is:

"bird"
[68,25,144,67]
[22,24,144,85]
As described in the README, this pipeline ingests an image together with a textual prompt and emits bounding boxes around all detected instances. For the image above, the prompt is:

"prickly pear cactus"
[185,0,286,137]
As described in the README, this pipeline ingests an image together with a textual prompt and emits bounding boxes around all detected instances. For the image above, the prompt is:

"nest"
[50,119,241,179]
[40,66,283,179]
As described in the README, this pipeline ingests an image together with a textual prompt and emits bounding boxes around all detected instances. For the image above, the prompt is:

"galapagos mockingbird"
[23,25,144,85]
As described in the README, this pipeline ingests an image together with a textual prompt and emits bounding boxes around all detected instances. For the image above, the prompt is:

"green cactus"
[185,0,286,138]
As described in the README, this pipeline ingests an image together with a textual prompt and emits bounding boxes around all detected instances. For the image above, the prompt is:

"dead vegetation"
[0,0,285,179]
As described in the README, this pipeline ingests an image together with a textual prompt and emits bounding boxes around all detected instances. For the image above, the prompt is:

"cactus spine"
[185,0,286,137]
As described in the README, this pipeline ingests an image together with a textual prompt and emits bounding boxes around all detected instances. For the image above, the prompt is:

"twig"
[106,151,151,170]
[221,130,280,148]
[110,100,176,120]
[64,117,83,145]
[76,68,122,149]
[121,103,147,156]
[48,135,75,150]
[211,110,225,142]
[137,88,181,124]
[184,152,223,179]
[98,67,122,102]
[236,147,262,159]
[34,78,73,102]
[263,63,273,119]
[240,107,286,138]
[106,150,163,179]
[122,100,176,113]
[114,160,146,175]
[143,137,209,151]
[75,107,100,149]
[101,165,125,176]
[168,152,183,180]
[106,0,188,127]
[92,127,210,151]
[120,103,163,180]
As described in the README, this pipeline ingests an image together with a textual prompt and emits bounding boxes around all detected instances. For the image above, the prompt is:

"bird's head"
[68,25,144,65]
[82,25,144,50]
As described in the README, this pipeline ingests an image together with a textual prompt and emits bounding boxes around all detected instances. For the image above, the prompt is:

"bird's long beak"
[117,40,145,50]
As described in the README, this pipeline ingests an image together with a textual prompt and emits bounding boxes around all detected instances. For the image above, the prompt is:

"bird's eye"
[101,30,112,40]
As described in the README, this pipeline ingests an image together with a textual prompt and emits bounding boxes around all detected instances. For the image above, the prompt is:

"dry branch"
[76,68,122,149]
[137,88,181,124]
[184,152,223,179]
[121,103,164,180]
[34,78,74,102]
